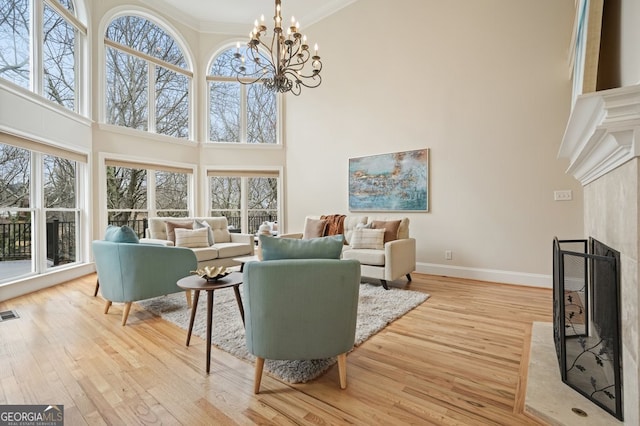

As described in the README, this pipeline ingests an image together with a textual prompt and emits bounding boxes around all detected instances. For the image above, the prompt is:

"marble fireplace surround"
[553,84,640,424]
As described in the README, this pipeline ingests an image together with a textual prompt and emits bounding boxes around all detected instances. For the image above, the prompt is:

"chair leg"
[121,302,132,326]
[254,357,265,394]
[406,274,412,282]
[185,290,192,308]
[337,353,348,389]
[104,300,112,314]
[381,279,389,290]
[93,279,100,297]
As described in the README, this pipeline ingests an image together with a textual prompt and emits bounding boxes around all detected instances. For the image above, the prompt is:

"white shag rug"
[137,283,429,383]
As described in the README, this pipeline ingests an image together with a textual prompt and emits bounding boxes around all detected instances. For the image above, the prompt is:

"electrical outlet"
[554,190,573,201]
[445,250,452,260]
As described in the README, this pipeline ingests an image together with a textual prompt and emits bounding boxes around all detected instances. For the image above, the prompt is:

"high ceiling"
[143,0,357,34]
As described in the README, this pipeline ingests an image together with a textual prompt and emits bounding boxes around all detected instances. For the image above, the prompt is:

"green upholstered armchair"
[93,240,198,325]
[242,258,361,393]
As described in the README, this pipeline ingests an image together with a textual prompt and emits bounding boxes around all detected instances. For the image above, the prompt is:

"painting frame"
[348,148,429,212]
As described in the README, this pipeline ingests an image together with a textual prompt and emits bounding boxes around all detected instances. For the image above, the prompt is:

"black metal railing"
[0,222,31,261]
[0,220,76,266]
[215,212,278,234]
[46,219,75,265]
[108,218,148,238]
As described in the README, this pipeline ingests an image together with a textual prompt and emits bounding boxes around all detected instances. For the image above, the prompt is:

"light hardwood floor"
[0,273,551,425]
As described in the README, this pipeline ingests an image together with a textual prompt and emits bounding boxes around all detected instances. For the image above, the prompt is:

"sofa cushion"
[371,220,402,243]
[343,216,368,244]
[193,219,215,245]
[260,234,344,260]
[213,242,253,258]
[190,247,219,262]
[350,228,385,249]
[175,228,210,248]
[165,221,193,243]
[104,225,139,243]
[198,217,231,243]
[303,218,328,239]
[343,248,385,266]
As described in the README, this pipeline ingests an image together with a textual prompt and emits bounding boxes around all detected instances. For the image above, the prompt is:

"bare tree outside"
[155,170,188,217]
[106,166,147,225]
[209,47,276,144]
[0,0,31,88]
[0,143,30,208]
[43,4,76,110]
[0,0,79,111]
[105,15,189,138]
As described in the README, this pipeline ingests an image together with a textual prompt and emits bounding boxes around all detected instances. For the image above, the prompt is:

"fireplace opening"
[552,237,623,421]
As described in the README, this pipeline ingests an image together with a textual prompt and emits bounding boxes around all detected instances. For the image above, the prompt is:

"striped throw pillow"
[350,228,385,250]
[174,227,210,248]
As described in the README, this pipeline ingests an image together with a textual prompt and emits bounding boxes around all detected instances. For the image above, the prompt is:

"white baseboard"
[0,264,95,302]
[416,262,552,288]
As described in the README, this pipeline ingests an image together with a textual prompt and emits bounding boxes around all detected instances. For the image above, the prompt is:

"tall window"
[106,162,191,237]
[105,15,191,139]
[0,0,85,112]
[0,140,83,283]
[209,172,279,233]
[207,47,278,144]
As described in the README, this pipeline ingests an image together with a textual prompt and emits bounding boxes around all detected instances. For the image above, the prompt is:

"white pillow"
[174,228,210,248]
[193,219,215,245]
[350,228,385,250]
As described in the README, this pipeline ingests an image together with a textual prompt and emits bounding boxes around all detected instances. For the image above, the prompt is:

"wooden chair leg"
[104,300,112,314]
[93,279,100,297]
[381,279,389,290]
[406,273,412,282]
[185,290,192,308]
[254,357,265,394]
[121,302,132,326]
[337,353,347,389]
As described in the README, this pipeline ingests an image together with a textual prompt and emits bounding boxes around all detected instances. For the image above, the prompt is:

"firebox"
[552,237,623,421]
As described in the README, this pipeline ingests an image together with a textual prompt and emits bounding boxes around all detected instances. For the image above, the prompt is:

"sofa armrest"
[384,238,416,280]
[278,232,303,239]
[140,238,174,247]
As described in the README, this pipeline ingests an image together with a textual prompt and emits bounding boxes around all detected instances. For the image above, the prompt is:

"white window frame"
[206,43,283,145]
[100,10,195,141]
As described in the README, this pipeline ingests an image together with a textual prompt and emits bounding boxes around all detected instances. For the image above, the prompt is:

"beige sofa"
[142,217,254,268]
[288,215,416,290]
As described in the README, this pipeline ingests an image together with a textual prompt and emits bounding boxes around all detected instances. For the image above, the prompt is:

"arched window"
[0,0,86,112]
[207,46,278,144]
[104,14,192,139]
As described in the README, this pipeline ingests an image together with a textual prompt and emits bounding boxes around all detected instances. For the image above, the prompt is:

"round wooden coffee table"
[177,272,244,374]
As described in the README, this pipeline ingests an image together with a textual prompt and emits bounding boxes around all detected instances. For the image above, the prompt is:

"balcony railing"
[1,220,75,266]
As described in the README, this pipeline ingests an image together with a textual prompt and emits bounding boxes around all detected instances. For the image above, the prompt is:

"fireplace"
[553,237,623,420]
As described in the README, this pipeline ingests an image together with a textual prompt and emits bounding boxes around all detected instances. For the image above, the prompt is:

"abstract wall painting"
[349,149,429,212]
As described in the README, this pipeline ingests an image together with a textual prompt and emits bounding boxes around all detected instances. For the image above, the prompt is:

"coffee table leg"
[186,290,200,346]
[233,285,245,326]
[206,289,214,374]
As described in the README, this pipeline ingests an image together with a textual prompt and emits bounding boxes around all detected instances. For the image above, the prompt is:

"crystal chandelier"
[230,0,322,96]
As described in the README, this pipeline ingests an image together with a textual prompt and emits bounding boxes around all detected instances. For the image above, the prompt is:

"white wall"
[285,0,582,286]
[621,0,640,86]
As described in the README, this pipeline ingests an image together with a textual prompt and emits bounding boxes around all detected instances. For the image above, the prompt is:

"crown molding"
[559,84,640,185]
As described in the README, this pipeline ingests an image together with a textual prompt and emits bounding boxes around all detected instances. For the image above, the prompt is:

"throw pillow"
[104,225,139,243]
[260,234,344,260]
[165,221,193,243]
[174,228,210,248]
[371,220,402,243]
[303,218,328,239]
[350,228,385,250]
[193,219,215,245]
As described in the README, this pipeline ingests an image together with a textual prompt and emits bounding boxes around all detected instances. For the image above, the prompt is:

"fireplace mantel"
[559,84,640,185]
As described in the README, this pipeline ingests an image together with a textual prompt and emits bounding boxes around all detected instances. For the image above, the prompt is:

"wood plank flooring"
[0,273,552,425]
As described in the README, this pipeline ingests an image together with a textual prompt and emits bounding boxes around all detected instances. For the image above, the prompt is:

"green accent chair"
[242,258,361,393]
[93,240,198,325]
